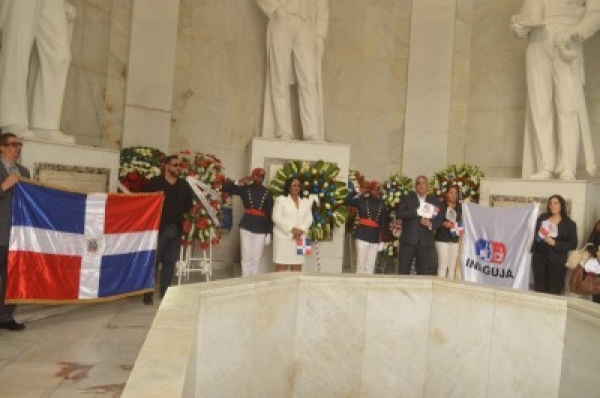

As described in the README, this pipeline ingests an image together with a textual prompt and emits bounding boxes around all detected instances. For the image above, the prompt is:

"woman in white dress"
[272,177,314,271]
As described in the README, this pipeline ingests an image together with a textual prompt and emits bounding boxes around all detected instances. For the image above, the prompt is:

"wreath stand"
[176,236,214,284]
[175,176,224,284]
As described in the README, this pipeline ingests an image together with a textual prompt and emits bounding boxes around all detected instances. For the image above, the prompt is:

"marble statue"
[257,0,329,141]
[0,0,75,143]
[511,0,600,180]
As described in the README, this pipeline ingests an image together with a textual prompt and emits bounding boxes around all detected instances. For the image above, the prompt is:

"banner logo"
[475,239,507,264]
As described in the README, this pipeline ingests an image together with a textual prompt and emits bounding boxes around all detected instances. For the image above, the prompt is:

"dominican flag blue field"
[6,181,163,303]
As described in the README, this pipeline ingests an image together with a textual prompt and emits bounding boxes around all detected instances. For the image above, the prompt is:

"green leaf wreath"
[270,160,349,241]
[381,172,414,257]
[430,163,484,203]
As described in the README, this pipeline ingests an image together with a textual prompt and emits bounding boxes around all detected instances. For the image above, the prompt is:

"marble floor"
[0,296,160,398]
[0,263,235,398]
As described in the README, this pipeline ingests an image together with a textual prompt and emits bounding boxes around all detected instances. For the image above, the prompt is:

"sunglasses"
[3,142,23,148]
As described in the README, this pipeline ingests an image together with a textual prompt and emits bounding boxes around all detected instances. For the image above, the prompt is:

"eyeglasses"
[3,142,23,148]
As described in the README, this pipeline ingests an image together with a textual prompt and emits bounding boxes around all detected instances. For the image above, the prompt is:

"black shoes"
[0,319,25,331]
[142,293,154,305]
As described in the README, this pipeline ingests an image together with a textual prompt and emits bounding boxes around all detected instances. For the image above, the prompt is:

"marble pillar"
[402,0,456,178]
[122,0,180,152]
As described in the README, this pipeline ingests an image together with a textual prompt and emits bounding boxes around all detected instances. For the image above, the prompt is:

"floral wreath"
[270,160,349,241]
[430,163,484,203]
[118,146,165,192]
[176,151,232,249]
[381,172,414,257]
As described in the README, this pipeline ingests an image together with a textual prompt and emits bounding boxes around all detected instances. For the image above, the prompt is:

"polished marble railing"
[122,273,600,398]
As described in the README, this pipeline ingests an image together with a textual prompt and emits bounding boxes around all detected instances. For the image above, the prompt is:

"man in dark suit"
[396,175,442,275]
[0,133,30,331]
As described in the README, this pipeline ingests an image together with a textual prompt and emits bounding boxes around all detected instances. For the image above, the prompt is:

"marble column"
[402,0,457,178]
[122,0,180,152]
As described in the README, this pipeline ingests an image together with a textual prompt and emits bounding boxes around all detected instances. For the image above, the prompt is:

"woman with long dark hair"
[531,194,577,295]
[434,185,462,279]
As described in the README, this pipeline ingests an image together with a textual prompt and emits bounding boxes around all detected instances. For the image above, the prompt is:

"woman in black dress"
[531,195,577,295]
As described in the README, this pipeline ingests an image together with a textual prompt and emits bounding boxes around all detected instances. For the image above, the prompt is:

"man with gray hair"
[0,133,29,331]
[396,175,442,275]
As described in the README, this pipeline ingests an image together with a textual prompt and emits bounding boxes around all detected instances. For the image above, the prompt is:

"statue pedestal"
[20,138,120,192]
[247,137,351,273]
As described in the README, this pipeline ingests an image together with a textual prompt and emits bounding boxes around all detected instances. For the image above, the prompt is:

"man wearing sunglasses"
[142,155,193,305]
[0,133,29,331]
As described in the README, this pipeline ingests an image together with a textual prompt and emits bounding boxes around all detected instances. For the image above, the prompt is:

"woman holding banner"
[531,195,577,295]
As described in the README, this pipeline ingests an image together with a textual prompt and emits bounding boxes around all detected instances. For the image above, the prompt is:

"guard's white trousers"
[356,239,378,274]
[435,241,459,279]
[268,11,319,139]
[0,0,70,130]
[240,228,265,276]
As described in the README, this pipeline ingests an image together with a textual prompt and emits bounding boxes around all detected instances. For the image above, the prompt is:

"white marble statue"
[0,0,75,143]
[511,0,600,180]
[257,0,329,141]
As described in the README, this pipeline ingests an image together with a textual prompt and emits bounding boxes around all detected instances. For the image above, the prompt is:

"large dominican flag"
[6,181,163,303]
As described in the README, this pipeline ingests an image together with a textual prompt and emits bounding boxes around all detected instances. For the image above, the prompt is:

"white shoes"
[529,170,553,180]
[529,169,577,181]
[559,170,576,181]
[32,129,76,144]
[304,134,324,142]
[2,125,75,144]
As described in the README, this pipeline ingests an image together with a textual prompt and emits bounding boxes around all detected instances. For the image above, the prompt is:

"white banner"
[461,203,539,290]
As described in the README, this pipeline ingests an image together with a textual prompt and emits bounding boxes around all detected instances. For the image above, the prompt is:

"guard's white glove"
[378,242,385,252]
[264,234,271,246]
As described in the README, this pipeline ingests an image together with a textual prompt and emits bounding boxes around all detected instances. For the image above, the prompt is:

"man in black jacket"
[396,175,442,275]
[143,155,194,304]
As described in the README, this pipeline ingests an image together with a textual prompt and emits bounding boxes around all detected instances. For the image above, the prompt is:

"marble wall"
[59,0,600,177]
[61,0,132,149]
[122,273,600,397]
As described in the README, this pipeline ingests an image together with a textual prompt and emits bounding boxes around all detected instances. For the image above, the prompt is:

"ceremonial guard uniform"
[345,181,387,274]
[222,168,273,276]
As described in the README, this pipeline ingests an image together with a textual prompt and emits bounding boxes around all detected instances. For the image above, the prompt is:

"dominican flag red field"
[6,181,163,303]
